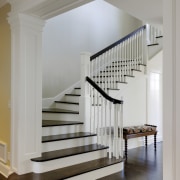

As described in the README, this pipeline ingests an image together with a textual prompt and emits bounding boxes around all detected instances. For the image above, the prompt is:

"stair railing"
[90,25,147,92]
[86,76,123,159]
[80,25,163,159]
[80,52,123,159]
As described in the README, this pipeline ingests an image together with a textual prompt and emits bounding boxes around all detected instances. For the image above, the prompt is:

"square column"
[8,13,45,174]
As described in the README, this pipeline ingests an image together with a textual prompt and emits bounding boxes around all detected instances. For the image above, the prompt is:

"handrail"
[86,76,123,104]
[90,25,146,61]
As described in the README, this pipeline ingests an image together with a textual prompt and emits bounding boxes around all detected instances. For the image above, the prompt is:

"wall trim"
[0,162,13,178]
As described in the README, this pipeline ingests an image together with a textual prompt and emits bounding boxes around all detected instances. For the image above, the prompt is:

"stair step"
[42,132,97,143]
[42,120,83,127]
[74,87,81,89]
[31,157,123,179]
[42,108,79,114]
[147,43,159,46]
[156,35,163,38]
[65,94,81,96]
[31,144,108,162]
[132,69,142,72]
[55,101,79,105]
[96,81,127,84]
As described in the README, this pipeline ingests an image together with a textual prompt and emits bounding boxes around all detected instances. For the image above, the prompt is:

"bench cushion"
[123,124,157,135]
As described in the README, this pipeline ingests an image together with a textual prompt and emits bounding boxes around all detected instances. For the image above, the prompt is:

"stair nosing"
[42,108,79,114]
[42,120,83,127]
[31,144,108,162]
[55,101,79,105]
[42,132,97,143]
[65,94,81,96]
[147,43,159,46]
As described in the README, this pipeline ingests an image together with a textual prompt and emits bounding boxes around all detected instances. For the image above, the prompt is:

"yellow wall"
[0,4,11,166]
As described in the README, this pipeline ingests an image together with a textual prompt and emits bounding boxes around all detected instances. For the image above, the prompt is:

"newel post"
[79,52,91,132]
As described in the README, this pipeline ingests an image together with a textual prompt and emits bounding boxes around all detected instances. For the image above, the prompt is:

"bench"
[123,124,157,159]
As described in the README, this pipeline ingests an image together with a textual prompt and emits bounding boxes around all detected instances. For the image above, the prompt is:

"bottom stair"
[11,157,123,180]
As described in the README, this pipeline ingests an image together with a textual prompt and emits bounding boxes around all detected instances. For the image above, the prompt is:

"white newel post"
[79,52,91,132]
[8,12,45,174]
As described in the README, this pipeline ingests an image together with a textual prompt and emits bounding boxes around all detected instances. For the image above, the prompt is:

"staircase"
[30,25,162,180]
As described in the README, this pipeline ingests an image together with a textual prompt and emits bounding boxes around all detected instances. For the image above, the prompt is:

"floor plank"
[98,142,162,180]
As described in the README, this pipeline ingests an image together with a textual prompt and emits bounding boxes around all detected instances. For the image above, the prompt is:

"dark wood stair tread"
[42,120,83,127]
[55,101,79,105]
[131,69,142,72]
[156,35,163,38]
[42,132,97,143]
[147,43,159,46]
[20,157,123,180]
[31,144,108,162]
[65,94,81,96]
[42,108,79,114]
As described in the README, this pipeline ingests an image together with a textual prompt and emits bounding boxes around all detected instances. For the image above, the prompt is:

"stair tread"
[42,108,79,114]
[42,132,97,143]
[31,144,107,162]
[28,157,123,179]
[74,87,81,89]
[156,35,163,38]
[42,120,83,127]
[55,101,79,105]
[132,69,142,72]
[147,43,159,46]
[65,94,81,96]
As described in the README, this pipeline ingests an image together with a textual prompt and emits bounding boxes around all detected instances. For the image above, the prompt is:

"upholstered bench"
[123,124,157,159]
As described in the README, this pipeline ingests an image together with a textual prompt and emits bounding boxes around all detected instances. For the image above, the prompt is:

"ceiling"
[105,0,163,24]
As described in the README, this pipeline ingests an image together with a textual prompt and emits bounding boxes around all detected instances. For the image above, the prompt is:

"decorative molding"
[26,0,94,20]
[0,162,13,178]
[8,12,45,174]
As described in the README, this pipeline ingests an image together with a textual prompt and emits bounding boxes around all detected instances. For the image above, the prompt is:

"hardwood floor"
[0,142,162,180]
[98,142,162,180]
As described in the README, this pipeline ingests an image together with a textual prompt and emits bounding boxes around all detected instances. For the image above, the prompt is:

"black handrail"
[90,25,146,61]
[86,76,123,104]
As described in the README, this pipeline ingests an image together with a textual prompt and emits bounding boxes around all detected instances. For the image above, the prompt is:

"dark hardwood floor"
[98,142,162,180]
[0,142,162,180]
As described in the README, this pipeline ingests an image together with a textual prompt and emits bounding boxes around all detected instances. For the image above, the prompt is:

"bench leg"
[154,133,157,150]
[125,139,128,159]
[145,136,148,147]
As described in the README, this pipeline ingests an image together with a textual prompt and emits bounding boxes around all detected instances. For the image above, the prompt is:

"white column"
[79,52,91,132]
[8,13,45,174]
[163,0,180,179]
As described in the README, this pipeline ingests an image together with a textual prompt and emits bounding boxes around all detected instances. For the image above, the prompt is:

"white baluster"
[108,102,112,158]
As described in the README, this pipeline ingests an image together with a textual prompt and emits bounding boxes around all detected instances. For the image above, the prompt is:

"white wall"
[147,51,163,142]
[109,73,147,149]
[42,0,142,98]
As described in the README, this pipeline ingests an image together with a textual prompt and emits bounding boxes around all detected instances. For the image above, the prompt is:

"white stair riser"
[32,149,107,173]
[55,103,79,111]
[42,136,97,152]
[72,89,81,95]
[42,124,83,136]
[42,113,80,121]
[67,162,124,180]
[62,96,80,103]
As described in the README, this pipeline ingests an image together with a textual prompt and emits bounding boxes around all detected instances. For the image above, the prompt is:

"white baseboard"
[0,162,13,178]
[42,81,80,108]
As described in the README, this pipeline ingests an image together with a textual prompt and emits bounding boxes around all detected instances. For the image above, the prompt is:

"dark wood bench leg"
[125,139,128,159]
[145,136,148,147]
[154,133,157,151]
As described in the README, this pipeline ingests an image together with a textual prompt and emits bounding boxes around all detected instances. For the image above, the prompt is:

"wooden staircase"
[26,25,163,180]
[29,88,124,179]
